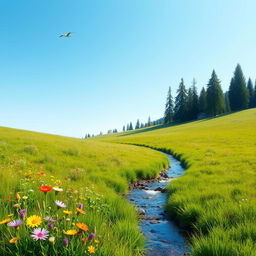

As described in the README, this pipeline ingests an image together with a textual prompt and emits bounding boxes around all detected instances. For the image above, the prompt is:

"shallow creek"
[128,154,191,256]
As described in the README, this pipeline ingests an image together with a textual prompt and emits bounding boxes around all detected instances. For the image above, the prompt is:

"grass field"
[1,109,255,256]
[99,109,256,256]
[0,127,168,256]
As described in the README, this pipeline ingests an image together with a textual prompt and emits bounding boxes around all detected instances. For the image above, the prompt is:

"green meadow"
[99,108,256,256]
[0,109,255,256]
[0,127,168,255]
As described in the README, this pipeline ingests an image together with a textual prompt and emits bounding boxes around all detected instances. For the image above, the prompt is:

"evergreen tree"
[206,70,225,116]
[247,78,254,108]
[186,87,194,120]
[147,116,151,127]
[123,125,126,132]
[129,122,133,130]
[186,79,199,120]
[253,82,256,107]
[135,119,140,129]
[199,87,207,113]
[126,123,129,131]
[229,64,249,110]
[164,86,174,124]
[140,123,144,129]
[174,78,188,122]
[224,92,231,112]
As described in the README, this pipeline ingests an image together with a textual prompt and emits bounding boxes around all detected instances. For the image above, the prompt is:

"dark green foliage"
[129,122,133,130]
[247,78,254,108]
[199,87,207,113]
[140,123,144,129]
[126,123,130,131]
[206,70,225,116]
[174,78,188,122]
[164,86,174,124]
[123,125,126,132]
[186,79,199,120]
[147,116,151,127]
[229,64,249,110]
[135,119,140,129]
[224,92,231,112]
[253,82,256,107]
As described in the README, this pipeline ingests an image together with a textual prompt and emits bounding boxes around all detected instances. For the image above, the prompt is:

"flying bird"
[59,32,72,38]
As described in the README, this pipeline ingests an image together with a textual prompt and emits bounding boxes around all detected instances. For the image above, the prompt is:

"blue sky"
[0,0,255,137]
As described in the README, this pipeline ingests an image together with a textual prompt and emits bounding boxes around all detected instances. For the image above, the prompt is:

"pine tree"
[224,92,231,112]
[147,116,151,127]
[206,70,225,116]
[186,79,199,120]
[129,122,133,130]
[135,119,140,129]
[253,82,256,107]
[229,64,249,110]
[164,86,174,124]
[140,123,144,129]
[199,87,207,113]
[123,125,126,132]
[126,123,129,131]
[247,78,254,108]
[174,78,188,122]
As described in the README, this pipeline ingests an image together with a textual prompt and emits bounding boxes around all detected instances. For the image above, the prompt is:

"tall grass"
[99,109,256,255]
[0,126,168,255]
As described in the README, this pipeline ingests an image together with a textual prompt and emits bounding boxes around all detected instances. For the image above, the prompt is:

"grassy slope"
[99,109,256,256]
[0,127,168,256]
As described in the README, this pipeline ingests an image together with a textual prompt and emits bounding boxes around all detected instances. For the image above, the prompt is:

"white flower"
[53,187,63,192]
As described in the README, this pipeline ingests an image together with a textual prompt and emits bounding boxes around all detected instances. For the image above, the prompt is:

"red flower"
[39,186,52,193]
[227,213,231,217]
[37,172,45,176]
[81,238,87,243]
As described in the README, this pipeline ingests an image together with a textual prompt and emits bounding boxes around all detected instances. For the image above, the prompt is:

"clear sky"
[0,0,255,137]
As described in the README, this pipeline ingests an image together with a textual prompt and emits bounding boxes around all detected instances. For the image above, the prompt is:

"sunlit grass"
[100,108,256,256]
[0,127,168,255]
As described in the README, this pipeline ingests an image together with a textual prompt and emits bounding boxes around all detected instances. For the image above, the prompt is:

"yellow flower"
[8,214,14,217]
[63,229,78,235]
[49,236,55,244]
[88,245,96,254]
[9,237,19,243]
[94,239,100,244]
[0,218,12,225]
[13,203,20,208]
[63,210,72,215]
[26,215,42,227]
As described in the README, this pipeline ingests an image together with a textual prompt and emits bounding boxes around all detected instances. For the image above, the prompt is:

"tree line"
[164,64,256,124]
[85,64,255,138]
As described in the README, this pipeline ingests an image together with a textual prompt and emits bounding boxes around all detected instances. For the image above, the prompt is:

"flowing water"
[128,154,191,256]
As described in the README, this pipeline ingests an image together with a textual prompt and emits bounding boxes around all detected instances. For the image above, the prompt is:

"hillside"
[0,126,168,256]
[98,109,256,256]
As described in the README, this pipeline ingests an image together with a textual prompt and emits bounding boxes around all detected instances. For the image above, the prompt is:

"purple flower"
[47,223,54,229]
[55,200,66,208]
[63,238,68,247]
[31,228,49,241]
[44,216,51,221]
[78,204,83,209]
[7,220,23,228]
[19,209,27,219]
[88,233,95,240]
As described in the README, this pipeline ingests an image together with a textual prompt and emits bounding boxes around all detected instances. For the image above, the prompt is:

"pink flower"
[7,220,22,228]
[55,200,66,208]
[31,228,49,240]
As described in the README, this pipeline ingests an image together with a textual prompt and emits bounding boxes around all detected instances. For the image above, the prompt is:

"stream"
[128,154,191,256]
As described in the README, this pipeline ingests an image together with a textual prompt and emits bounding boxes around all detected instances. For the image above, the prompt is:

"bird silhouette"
[59,32,72,38]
